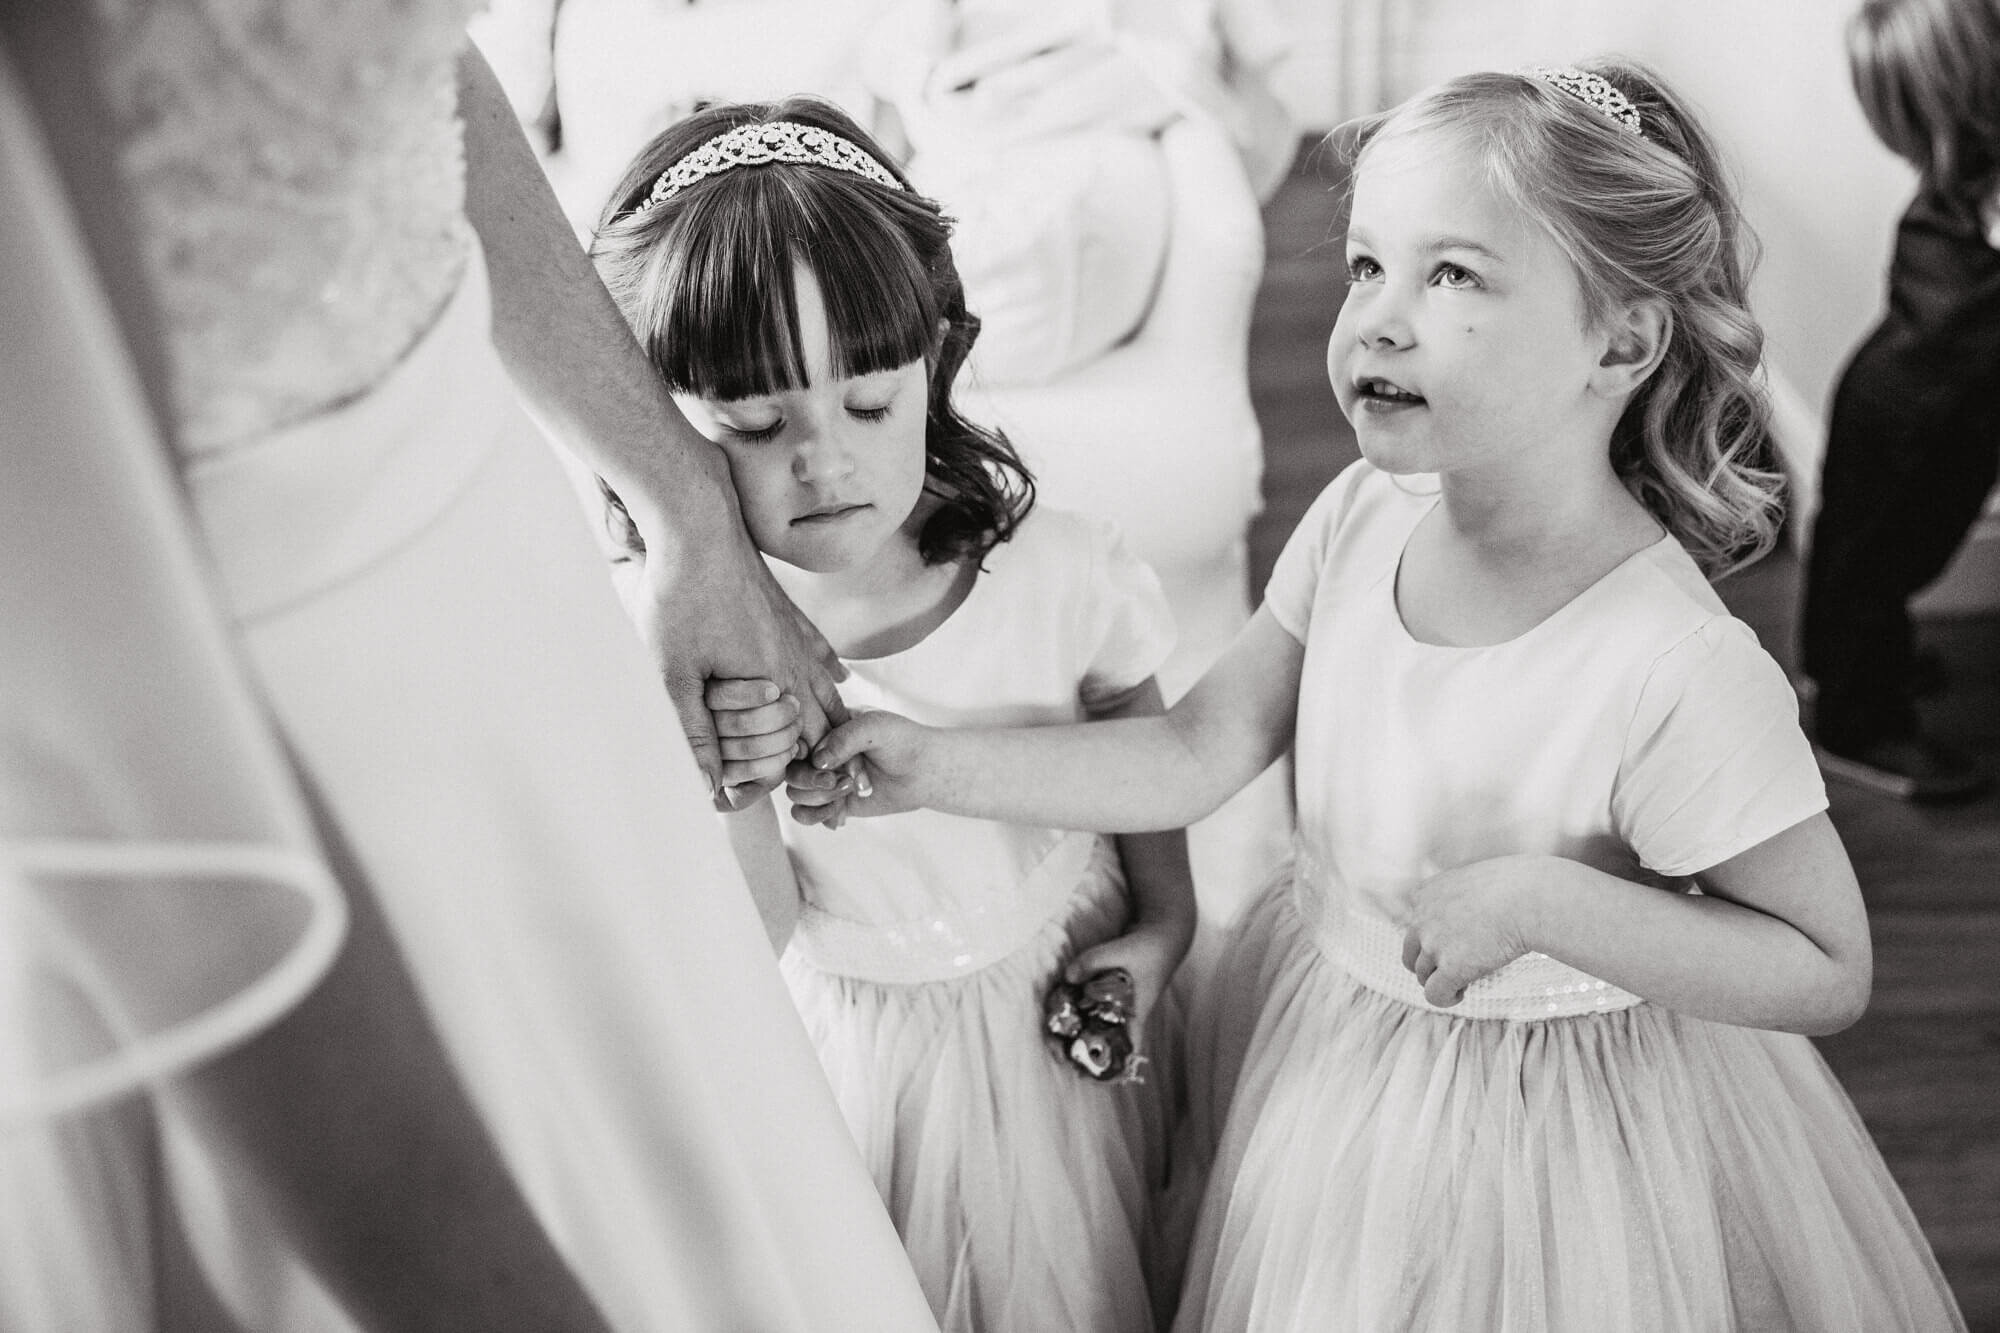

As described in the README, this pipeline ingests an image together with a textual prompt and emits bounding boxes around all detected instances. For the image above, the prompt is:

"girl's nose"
[1349,288,1414,350]
[792,424,856,486]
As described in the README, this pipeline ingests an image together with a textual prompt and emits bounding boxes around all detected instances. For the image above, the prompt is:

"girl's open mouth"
[1354,376,1426,410]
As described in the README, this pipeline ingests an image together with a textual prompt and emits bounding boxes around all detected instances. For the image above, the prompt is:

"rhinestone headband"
[639,121,904,212]
[1527,66,1645,139]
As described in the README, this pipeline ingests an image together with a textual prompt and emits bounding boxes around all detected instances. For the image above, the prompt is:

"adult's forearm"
[454,45,732,554]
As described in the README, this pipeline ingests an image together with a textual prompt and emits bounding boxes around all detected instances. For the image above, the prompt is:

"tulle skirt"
[783,871,1179,1333]
[1174,877,1967,1332]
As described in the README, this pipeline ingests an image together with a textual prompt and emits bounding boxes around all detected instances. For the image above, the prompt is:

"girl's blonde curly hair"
[1349,60,1785,577]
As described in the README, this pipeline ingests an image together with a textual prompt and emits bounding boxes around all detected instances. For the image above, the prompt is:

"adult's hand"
[617,490,850,799]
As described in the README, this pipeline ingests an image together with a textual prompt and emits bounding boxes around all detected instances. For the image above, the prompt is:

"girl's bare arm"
[1411,813,1871,1035]
[801,607,1305,833]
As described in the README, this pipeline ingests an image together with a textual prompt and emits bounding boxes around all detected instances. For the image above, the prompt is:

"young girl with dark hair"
[591,98,1195,1333]
[793,64,1966,1329]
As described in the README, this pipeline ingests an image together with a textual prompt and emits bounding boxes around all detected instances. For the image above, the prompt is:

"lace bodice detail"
[93,0,477,453]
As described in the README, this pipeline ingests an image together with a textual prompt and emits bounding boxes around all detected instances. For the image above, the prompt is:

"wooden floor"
[1244,141,2000,1330]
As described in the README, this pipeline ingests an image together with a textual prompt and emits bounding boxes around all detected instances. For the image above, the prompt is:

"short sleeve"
[1075,517,1177,710]
[1263,462,1369,643]
[1612,618,1828,877]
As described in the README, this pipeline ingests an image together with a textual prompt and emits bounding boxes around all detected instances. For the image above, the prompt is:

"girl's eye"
[848,404,892,423]
[1432,263,1479,289]
[1345,255,1381,283]
[723,419,784,443]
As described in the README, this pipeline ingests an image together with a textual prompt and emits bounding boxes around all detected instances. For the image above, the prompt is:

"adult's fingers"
[664,664,724,799]
[774,578,848,741]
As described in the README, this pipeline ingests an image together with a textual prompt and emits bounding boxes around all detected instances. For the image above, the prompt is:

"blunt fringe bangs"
[1340,62,1786,576]
[645,170,937,401]
[589,97,1033,568]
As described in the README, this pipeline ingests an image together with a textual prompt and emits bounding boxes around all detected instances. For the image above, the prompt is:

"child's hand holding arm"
[1402,813,1871,1035]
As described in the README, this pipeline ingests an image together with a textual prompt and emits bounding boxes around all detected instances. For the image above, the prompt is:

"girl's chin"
[772,549,863,576]
[1352,438,1439,476]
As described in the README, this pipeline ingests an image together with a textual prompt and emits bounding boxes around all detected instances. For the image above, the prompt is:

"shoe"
[1814,732,1992,804]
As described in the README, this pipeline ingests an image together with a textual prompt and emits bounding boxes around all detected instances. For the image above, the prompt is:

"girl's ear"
[1591,298,1671,398]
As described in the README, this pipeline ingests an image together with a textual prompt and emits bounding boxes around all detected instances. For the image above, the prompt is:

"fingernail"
[761,681,780,703]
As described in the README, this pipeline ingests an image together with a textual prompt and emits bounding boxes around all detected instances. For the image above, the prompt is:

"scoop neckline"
[1386,500,1673,652]
[835,553,986,665]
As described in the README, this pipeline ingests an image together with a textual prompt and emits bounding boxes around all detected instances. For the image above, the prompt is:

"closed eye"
[849,404,892,423]
[722,419,784,443]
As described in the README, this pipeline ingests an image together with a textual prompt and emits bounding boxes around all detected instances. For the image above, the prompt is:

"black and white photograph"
[3,0,1993,1328]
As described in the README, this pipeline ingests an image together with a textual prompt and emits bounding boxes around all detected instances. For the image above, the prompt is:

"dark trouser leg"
[1801,323,2000,748]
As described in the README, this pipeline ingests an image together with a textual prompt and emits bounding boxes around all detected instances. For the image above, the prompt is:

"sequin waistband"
[791,832,1109,985]
[1292,840,1645,1022]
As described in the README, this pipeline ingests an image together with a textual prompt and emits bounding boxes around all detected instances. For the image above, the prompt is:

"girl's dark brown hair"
[589,97,1032,566]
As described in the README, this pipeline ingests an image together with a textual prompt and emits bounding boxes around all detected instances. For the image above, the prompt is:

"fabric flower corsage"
[1043,967,1145,1083]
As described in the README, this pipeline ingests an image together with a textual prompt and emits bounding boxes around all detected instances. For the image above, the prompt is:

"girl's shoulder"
[1291,460,1434,556]
[1620,535,1739,645]
[1612,540,1804,747]
[986,504,1149,585]
[1611,567,1822,877]
[1262,461,1430,643]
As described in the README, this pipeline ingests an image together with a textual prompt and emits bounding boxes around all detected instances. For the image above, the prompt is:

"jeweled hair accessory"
[1527,66,1646,139]
[639,121,905,212]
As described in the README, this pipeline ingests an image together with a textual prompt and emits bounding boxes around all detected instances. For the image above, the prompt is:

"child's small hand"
[1402,856,1541,1007]
[784,710,934,827]
[1064,919,1192,1040]
[705,677,803,809]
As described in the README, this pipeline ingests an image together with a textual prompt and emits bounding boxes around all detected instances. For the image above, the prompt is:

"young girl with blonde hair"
[796,61,1967,1330]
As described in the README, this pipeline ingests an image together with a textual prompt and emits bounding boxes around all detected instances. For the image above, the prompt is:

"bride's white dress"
[4,4,936,1327]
